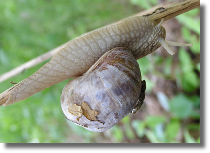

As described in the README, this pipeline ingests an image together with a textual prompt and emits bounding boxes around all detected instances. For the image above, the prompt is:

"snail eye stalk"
[158,38,193,55]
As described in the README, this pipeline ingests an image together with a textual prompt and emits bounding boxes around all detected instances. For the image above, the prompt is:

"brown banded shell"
[61,47,144,132]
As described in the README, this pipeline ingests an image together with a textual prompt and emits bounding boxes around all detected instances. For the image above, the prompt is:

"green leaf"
[164,57,173,76]
[184,129,196,143]
[169,94,193,119]
[112,125,124,142]
[121,115,130,124]
[122,116,135,140]
[185,8,200,16]
[145,116,166,129]
[125,125,135,140]
[178,48,200,91]
[155,123,165,142]
[176,14,200,35]
[137,57,150,75]
[181,71,199,92]
[181,27,200,54]
[178,48,193,72]
[145,130,160,143]
[166,120,180,139]
[189,95,200,108]
[197,137,200,143]
[131,120,145,137]
[156,92,170,112]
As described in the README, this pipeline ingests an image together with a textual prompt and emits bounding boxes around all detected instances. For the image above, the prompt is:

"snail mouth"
[158,37,193,55]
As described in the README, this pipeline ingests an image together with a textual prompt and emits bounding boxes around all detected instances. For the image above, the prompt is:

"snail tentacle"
[165,40,193,47]
[158,37,175,55]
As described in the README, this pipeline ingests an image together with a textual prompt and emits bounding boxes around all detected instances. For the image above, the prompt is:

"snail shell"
[61,47,145,132]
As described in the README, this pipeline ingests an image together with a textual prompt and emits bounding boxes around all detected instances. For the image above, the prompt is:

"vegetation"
[0,0,200,143]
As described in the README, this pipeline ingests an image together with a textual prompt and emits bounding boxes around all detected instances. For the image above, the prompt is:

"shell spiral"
[61,47,143,132]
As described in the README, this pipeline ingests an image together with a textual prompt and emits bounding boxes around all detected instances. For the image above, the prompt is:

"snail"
[0,16,192,131]
[61,47,145,132]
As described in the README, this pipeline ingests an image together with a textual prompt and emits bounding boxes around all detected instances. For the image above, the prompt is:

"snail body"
[1,16,174,105]
[61,47,145,132]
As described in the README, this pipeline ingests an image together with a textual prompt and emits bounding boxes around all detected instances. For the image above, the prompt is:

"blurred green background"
[0,0,200,143]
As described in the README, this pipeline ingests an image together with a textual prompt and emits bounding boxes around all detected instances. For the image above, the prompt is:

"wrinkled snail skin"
[61,47,143,132]
[0,16,166,106]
